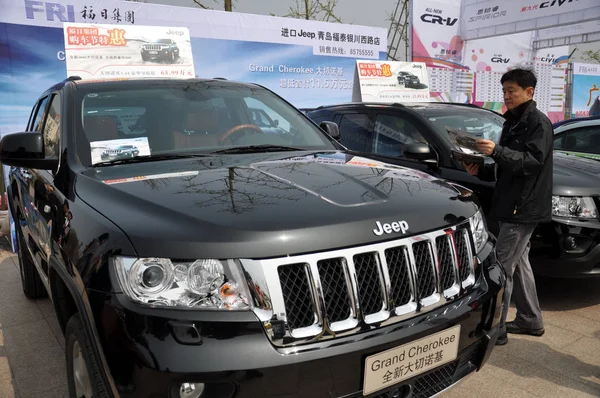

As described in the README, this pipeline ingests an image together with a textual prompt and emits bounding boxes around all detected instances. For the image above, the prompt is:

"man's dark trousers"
[496,221,544,335]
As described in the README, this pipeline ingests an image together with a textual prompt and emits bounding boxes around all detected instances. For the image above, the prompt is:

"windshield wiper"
[93,153,209,167]
[211,144,304,154]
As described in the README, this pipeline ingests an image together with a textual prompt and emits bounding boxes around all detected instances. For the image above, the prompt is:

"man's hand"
[463,161,479,176]
[476,139,496,156]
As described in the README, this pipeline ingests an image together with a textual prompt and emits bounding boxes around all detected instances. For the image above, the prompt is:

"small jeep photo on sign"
[90,137,151,165]
[63,23,195,80]
[352,60,431,103]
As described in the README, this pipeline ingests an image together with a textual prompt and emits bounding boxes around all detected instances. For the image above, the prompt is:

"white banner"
[463,31,533,73]
[4,0,386,57]
[460,0,600,40]
[352,61,431,102]
[63,23,195,79]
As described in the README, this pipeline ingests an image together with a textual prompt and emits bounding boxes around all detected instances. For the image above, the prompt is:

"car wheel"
[170,51,175,63]
[66,314,109,398]
[16,224,46,299]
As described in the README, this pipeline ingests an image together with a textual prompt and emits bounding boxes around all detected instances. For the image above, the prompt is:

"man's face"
[502,81,534,110]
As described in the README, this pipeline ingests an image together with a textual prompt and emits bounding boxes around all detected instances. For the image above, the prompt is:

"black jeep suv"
[397,72,421,89]
[1,77,504,398]
[140,38,180,63]
[306,102,600,278]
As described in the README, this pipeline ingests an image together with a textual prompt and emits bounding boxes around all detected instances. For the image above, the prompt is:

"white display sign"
[352,61,431,103]
[63,23,194,79]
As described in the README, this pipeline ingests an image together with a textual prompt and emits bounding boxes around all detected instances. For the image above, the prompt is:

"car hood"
[553,151,600,196]
[76,151,478,259]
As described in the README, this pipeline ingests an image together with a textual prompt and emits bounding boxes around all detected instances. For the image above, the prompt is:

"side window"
[338,113,371,152]
[43,94,61,158]
[564,127,600,153]
[553,134,564,150]
[373,114,427,158]
[29,96,50,132]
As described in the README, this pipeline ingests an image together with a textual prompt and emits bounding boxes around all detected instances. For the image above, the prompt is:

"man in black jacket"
[464,68,553,346]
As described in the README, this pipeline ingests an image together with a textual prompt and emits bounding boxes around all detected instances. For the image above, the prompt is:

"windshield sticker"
[90,137,151,165]
[103,171,199,185]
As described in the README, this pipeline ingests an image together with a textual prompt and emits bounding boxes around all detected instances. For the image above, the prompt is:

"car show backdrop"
[0,0,388,137]
[571,63,600,118]
[410,0,569,122]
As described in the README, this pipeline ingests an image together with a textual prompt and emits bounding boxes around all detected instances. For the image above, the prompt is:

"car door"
[16,95,50,248]
[27,92,66,281]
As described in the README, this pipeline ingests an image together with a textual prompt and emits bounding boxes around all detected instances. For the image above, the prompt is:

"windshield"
[77,81,335,166]
[425,109,505,144]
[156,39,172,44]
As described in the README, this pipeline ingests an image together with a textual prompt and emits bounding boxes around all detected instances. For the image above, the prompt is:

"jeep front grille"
[246,223,476,347]
[317,258,352,323]
[143,45,162,51]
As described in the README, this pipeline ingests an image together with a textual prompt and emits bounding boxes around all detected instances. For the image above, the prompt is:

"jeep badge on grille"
[372,220,409,236]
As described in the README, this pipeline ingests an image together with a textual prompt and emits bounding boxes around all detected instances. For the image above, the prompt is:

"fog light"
[180,383,205,398]
[564,236,577,251]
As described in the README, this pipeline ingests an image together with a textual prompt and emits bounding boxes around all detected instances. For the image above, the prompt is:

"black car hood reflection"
[553,152,600,196]
[77,151,478,259]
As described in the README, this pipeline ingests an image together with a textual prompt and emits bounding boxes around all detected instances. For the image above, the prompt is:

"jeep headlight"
[113,257,250,310]
[469,209,489,253]
[552,196,598,219]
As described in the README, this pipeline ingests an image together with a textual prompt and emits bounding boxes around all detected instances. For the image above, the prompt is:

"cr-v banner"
[410,0,568,123]
[0,0,387,134]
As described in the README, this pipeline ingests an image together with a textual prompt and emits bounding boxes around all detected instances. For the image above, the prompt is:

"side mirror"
[320,121,340,140]
[404,142,436,163]
[0,132,59,170]
[274,119,279,126]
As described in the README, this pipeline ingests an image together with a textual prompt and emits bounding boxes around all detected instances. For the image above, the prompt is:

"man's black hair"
[500,68,537,90]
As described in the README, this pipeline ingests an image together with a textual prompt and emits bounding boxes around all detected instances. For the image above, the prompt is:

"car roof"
[304,101,504,117]
[45,76,259,94]
[553,116,600,130]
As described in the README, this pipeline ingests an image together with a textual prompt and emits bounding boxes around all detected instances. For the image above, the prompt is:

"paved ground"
[0,238,598,398]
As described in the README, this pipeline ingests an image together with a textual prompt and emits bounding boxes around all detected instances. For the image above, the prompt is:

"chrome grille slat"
[385,246,412,308]
[277,264,316,330]
[249,221,478,347]
[317,258,352,323]
[412,240,437,299]
[353,252,385,317]
[436,235,456,291]
[456,229,472,282]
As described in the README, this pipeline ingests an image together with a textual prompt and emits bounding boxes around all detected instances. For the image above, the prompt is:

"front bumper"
[530,218,600,278]
[91,245,503,398]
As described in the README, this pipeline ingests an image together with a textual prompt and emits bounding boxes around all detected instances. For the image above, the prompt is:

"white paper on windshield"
[90,137,151,165]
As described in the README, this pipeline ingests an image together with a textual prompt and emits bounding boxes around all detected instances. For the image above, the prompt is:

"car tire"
[16,224,47,299]
[66,314,110,398]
